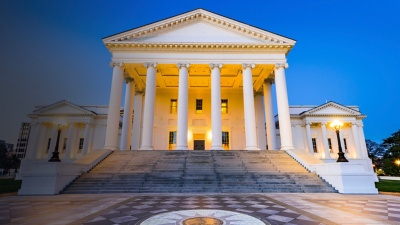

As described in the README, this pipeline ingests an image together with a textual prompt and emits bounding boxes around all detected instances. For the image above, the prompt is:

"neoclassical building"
[17,9,377,195]
[102,8,296,152]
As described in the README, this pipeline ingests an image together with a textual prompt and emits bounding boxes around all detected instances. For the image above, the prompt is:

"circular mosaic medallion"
[140,209,268,225]
[182,217,223,225]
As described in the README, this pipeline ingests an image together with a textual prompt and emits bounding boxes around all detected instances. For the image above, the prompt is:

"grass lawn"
[376,179,400,192]
[0,178,22,194]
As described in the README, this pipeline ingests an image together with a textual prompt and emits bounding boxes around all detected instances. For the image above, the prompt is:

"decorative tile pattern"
[309,198,400,223]
[140,209,266,225]
[82,195,321,225]
[1,193,400,225]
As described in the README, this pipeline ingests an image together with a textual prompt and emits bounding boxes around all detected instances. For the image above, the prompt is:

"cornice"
[104,42,293,53]
[32,113,97,118]
[299,114,365,118]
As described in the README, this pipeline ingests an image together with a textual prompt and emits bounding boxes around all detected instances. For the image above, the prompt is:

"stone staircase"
[62,150,337,194]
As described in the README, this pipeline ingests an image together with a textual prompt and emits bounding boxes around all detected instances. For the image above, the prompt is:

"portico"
[102,9,296,151]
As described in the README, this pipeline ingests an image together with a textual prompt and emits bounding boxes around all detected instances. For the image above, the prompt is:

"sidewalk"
[1,193,399,225]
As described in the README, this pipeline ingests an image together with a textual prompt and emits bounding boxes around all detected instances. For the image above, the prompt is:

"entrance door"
[193,140,205,150]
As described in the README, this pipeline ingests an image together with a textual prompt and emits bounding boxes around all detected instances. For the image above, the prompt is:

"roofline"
[299,101,361,116]
[102,8,296,42]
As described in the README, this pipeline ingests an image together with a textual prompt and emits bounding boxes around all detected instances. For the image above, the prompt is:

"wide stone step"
[63,150,337,194]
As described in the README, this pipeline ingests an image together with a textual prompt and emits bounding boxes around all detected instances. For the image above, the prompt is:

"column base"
[280,146,295,151]
[139,146,153,150]
[210,146,223,150]
[245,146,260,150]
[175,146,188,150]
[103,146,119,151]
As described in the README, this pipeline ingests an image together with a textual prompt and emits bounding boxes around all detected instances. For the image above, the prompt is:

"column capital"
[210,63,223,69]
[274,63,288,70]
[110,62,124,68]
[177,63,190,69]
[264,78,275,84]
[124,77,135,83]
[304,122,312,126]
[321,122,327,126]
[144,62,157,68]
[242,63,255,69]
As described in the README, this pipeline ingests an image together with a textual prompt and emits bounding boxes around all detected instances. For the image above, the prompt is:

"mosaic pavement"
[1,193,399,225]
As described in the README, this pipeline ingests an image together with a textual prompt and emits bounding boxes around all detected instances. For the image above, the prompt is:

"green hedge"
[376,179,400,192]
[0,179,22,194]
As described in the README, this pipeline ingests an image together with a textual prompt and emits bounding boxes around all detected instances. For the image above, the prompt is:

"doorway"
[193,140,205,150]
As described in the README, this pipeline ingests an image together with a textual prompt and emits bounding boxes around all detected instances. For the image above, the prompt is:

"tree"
[0,144,8,171]
[382,129,400,176]
[366,139,386,174]
[0,143,21,175]
[366,139,387,158]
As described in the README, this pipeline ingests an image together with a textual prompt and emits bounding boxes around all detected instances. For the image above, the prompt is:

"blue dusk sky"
[0,0,399,145]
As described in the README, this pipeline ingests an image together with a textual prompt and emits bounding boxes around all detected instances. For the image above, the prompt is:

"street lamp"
[48,122,67,162]
[395,159,400,175]
[329,120,349,162]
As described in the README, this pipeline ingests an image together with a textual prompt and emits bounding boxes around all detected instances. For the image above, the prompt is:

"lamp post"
[395,159,400,175]
[49,123,66,162]
[329,120,349,162]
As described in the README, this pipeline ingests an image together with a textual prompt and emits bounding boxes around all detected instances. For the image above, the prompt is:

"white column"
[104,63,124,150]
[352,122,363,159]
[305,122,314,155]
[36,125,46,159]
[131,92,143,150]
[176,63,190,150]
[321,122,331,159]
[242,64,259,150]
[63,123,75,161]
[140,63,157,150]
[120,79,135,150]
[26,122,41,159]
[339,130,346,154]
[274,63,294,150]
[48,126,58,159]
[210,63,223,150]
[255,93,267,149]
[263,79,277,150]
[358,123,368,159]
[82,122,91,155]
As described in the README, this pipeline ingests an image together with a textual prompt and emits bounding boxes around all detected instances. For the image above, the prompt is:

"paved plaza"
[1,193,400,225]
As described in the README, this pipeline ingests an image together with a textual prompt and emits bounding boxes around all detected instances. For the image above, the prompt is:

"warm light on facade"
[329,120,343,131]
[207,130,212,140]
[187,130,192,141]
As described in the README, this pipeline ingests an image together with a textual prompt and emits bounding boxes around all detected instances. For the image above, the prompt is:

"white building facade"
[102,9,296,152]
[17,9,378,194]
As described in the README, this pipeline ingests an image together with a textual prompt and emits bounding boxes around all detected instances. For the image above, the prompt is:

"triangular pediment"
[103,9,295,46]
[33,100,95,116]
[300,102,361,116]
[136,22,264,44]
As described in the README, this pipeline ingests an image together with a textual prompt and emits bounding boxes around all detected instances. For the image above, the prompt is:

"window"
[62,138,67,153]
[221,99,228,114]
[312,138,318,153]
[328,138,333,153]
[78,138,84,152]
[343,138,348,153]
[170,99,177,114]
[168,131,176,150]
[196,99,203,114]
[46,138,51,153]
[222,131,229,150]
